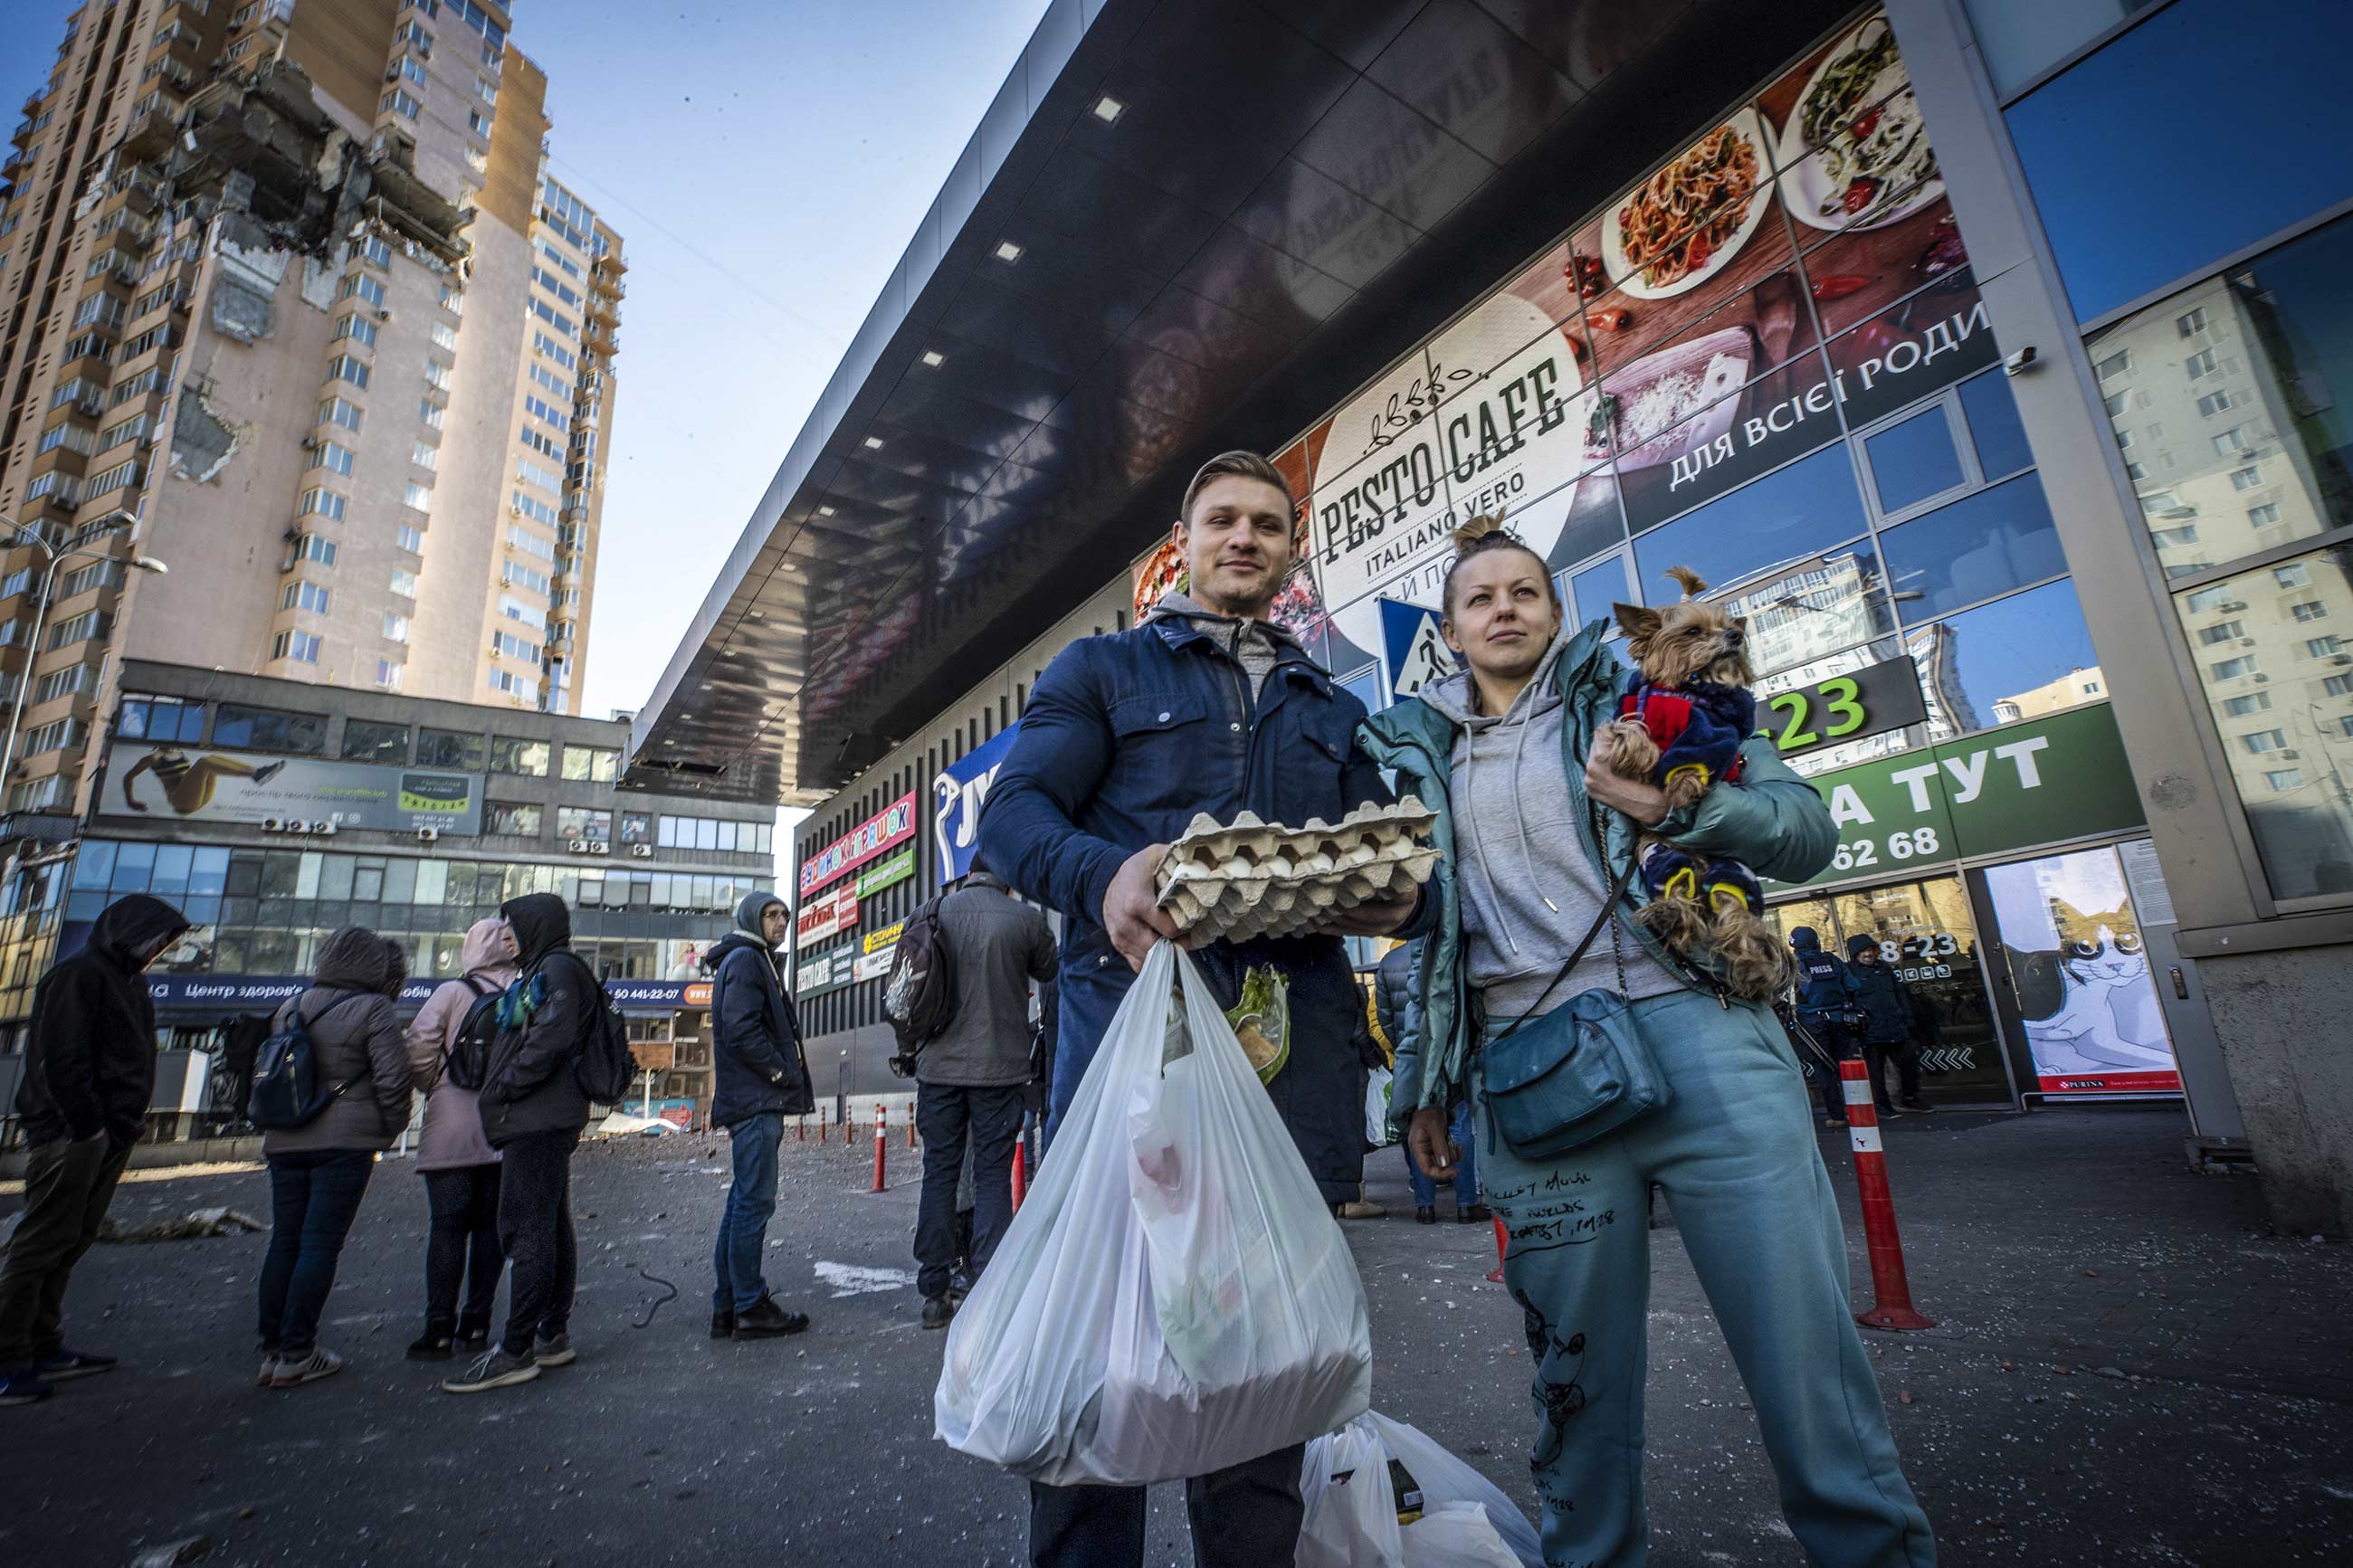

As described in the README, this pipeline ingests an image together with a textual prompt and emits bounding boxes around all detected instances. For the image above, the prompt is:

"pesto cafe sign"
[1767,703,2144,891]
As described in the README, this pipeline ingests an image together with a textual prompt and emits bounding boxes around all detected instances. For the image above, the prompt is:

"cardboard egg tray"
[1154,798,1440,945]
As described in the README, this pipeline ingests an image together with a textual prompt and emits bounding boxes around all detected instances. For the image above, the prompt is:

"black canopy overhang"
[624,0,1856,806]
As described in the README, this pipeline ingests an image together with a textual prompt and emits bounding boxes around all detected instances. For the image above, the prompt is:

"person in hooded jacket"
[1357,525,1935,1567]
[1790,927,1860,1127]
[254,927,413,1390]
[704,890,814,1341]
[1377,939,1482,1224]
[401,917,520,1361]
[443,893,593,1394]
[0,894,187,1407]
[1845,935,1928,1115]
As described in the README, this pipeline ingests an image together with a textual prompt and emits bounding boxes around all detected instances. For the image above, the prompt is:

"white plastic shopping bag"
[1365,1066,1394,1146]
[934,941,1373,1486]
[1297,1411,1544,1568]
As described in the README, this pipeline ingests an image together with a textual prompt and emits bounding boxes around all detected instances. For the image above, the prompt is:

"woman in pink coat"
[402,917,520,1360]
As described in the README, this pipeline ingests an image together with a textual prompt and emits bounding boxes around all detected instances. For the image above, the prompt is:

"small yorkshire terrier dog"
[1591,566,1794,1002]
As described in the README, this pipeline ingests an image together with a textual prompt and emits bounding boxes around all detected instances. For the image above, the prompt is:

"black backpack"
[441,975,506,1093]
[883,892,957,1051]
[557,952,637,1105]
[248,992,371,1129]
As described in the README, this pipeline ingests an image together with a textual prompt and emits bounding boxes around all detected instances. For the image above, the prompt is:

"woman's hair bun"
[1451,510,1509,552]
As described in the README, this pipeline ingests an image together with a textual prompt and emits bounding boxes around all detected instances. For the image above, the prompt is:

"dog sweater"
[1617,679,1756,794]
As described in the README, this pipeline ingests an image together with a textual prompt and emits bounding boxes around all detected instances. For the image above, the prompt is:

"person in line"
[1359,522,1936,1567]
[1377,939,1484,1225]
[254,927,413,1389]
[443,894,593,1394]
[1790,927,1859,1127]
[401,917,519,1361]
[978,450,1418,1568]
[1846,936,1929,1115]
[910,858,1057,1330]
[0,895,188,1407]
[705,890,814,1341]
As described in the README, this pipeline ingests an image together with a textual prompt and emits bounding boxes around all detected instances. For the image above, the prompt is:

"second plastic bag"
[935,940,1373,1486]
[1297,1411,1544,1568]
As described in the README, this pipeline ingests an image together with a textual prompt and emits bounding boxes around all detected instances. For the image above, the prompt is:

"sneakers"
[532,1332,576,1368]
[252,761,286,784]
[269,1348,345,1388]
[732,1296,809,1340]
[919,1297,955,1332]
[257,1355,280,1388]
[36,1348,117,1381]
[442,1346,540,1394]
[1336,1200,1385,1220]
[406,1332,456,1363]
[709,1307,735,1340]
[1457,1204,1493,1224]
[0,1366,54,1407]
[1415,1205,1437,1225]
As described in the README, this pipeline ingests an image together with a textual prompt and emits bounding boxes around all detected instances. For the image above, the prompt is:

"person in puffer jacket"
[1845,935,1927,1116]
[400,917,519,1362]
[254,927,412,1390]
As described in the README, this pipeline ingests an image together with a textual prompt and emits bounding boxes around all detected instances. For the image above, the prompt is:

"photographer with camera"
[903,860,1057,1331]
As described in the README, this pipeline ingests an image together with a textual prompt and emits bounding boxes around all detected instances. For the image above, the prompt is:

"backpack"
[556,952,637,1105]
[440,975,506,1093]
[248,992,371,1130]
[882,892,957,1051]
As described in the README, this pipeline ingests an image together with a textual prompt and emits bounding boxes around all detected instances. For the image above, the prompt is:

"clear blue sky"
[0,0,1052,721]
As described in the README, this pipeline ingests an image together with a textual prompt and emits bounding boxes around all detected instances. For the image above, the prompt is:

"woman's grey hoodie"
[1415,625,1682,1019]
[404,917,520,1170]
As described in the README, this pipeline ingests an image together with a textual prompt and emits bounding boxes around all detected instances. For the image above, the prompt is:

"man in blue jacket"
[702,892,814,1342]
[977,451,1419,1568]
[1789,926,1857,1126]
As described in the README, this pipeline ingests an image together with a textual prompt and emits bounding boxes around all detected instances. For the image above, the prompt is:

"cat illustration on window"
[2022,898,2172,1072]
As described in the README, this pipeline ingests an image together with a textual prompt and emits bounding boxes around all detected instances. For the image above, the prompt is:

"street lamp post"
[0,508,168,809]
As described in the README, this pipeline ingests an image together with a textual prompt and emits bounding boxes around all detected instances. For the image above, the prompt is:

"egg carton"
[1155,798,1439,945]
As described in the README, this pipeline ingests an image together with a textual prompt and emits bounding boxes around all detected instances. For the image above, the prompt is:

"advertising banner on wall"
[800,792,919,898]
[1127,12,1984,679]
[852,946,896,983]
[1984,846,2182,1097]
[103,742,483,834]
[857,846,917,898]
[795,949,843,997]
[862,920,905,956]
[1767,703,2145,892]
[795,885,859,952]
[933,723,1019,886]
[147,974,709,1015]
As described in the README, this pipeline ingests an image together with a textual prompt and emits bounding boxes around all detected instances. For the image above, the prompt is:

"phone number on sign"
[1829,825,1943,872]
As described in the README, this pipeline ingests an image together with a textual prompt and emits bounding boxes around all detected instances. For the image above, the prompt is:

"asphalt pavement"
[1,1105,2348,1566]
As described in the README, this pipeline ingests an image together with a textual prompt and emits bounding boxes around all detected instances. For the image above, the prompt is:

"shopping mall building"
[630,0,2353,1232]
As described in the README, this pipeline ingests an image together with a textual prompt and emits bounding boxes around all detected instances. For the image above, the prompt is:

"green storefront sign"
[1768,704,2145,891]
[856,846,916,898]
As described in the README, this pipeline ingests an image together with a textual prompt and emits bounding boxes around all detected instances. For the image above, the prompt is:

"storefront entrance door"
[1764,873,2012,1106]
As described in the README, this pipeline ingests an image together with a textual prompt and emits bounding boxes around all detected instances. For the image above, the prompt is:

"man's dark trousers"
[0,1136,134,1369]
[1027,1442,1308,1568]
[913,1083,1023,1301]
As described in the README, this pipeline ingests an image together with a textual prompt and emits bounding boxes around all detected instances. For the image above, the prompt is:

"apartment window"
[2196,389,2234,418]
[2185,347,2218,380]
[529,299,576,338]
[23,718,86,757]
[382,613,409,643]
[2249,502,2282,527]
[516,456,561,491]
[469,109,492,137]
[272,630,322,664]
[380,89,421,121]
[363,235,394,269]
[529,361,567,396]
[486,801,543,837]
[486,668,532,698]
[281,582,330,614]
[2151,523,2196,547]
[511,491,558,527]
[417,727,486,770]
[2266,769,2304,792]
[2276,563,2313,588]
[389,567,420,598]
[533,332,576,370]
[2177,307,2208,336]
[2328,675,2353,698]
[2212,426,2253,456]
[340,272,387,309]
[319,396,363,432]
[490,737,548,776]
[560,745,619,784]
[119,696,205,743]
[292,535,338,567]
[299,487,347,521]
[59,559,124,598]
[47,611,112,650]
[430,321,457,351]
[522,394,570,433]
[38,423,90,457]
[328,355,370,389]
[502,562,551,594]
[399,481,432,516]
[2309,636,2346,658]
[214,704,325,754]
[2292,601,2329,622]
[396,55,428,88]
[87,461,141,496]
[499,594,547,630]
[310,440,356,476]
[2196,620,2246,646]
[411,441,438,471]
[1,569,33,600]
[400,19,433,54]
[520,425,563,460]
[419,398,444,431]
[333,313,378,348]
[341,719,409,764]
[110,369,167,408]
[33,664,99,705]
[2231,464,2263,491]
[2221,693,2272,717]
[424,360,451,390]
[100,413,155,451]
[491,630,539,661]
[2243,730,2289,755]
[2208,655,2259,679]
[376,660,405,691]
[395,524,424,554]
[549,806,609,844]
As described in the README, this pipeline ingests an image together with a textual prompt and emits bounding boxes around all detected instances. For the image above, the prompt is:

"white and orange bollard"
[1840,1057,1936,1330]
[907,1100,919,1150]
[870,1103,889,1193]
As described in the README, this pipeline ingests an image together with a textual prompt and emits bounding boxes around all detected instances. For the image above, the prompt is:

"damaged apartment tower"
[0,0,623,825]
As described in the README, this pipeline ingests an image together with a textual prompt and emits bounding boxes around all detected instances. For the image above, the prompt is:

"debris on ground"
[99,1208,267,1244]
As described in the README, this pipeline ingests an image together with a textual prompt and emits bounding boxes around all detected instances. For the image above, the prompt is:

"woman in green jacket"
[1358,525,1934,1567]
